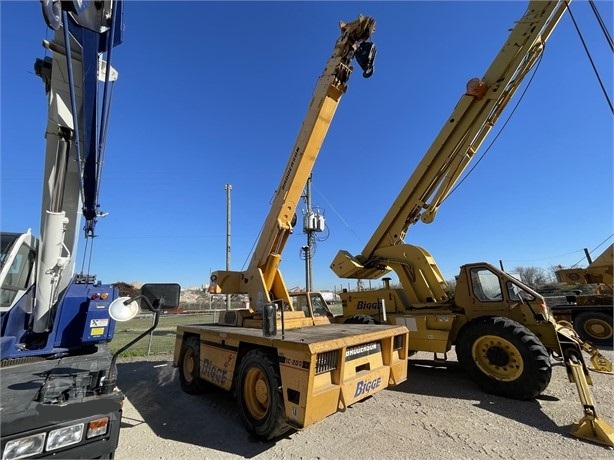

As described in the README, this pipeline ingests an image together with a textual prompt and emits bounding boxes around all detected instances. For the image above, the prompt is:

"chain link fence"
[110,309,236,357]
[109,295,343,357]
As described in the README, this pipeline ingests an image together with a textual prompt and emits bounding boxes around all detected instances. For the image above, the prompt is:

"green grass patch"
[110,312,218,356]
[109,306,344,357]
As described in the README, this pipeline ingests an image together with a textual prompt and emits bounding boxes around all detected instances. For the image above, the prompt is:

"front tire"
[236,350,290,441]
[574,311,613,347]
[178,336,209,394]
[456,317,551,400]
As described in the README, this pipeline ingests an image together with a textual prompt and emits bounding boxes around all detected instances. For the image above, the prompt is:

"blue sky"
[1,1,613,292]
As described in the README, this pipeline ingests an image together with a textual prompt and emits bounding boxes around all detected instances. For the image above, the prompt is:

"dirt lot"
[113,347,614,460]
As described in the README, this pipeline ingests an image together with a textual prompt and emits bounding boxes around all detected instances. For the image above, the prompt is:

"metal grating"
[218,310,238,326]
[315,350,338,374]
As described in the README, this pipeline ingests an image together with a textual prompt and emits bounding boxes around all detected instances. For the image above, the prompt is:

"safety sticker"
[90,319,109,327]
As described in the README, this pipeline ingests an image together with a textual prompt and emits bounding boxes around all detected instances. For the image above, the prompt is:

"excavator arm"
[211,15,376,310]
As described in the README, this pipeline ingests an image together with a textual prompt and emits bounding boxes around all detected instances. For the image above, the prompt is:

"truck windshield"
[1,233,21,268]
[1,233,36,311]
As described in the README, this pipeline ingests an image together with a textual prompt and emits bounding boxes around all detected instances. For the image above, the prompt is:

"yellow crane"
[330,1,614,446]
[173,15,409,442]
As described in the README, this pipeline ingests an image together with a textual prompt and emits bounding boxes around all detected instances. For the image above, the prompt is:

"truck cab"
[0,232,37,314]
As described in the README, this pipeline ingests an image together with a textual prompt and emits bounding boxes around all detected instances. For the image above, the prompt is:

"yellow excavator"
[330,0,614,447]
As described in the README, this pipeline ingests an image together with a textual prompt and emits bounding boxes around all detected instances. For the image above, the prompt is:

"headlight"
[2,434,45,460]
[46,424,84,451]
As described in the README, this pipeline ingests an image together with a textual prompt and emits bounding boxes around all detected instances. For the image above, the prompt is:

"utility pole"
[302,174,326,292]
[225,184,232,310]
[304,175,313,291]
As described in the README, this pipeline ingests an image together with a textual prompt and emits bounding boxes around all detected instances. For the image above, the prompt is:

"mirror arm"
[101,295,163,394]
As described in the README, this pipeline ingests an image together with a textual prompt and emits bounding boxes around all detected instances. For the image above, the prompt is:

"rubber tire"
[236,350,290,441]
[456,316,551,400]
[573,311,613,347]
[178,336,209,394]
[344,314,377,325]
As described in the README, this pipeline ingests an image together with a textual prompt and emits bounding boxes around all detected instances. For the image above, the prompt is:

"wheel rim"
[471,334,524,381]
[583,318,613,340]
[243,367,269,420]
[182,348,196,383]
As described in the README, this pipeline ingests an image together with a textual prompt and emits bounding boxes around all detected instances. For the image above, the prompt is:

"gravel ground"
[114,348,614,460]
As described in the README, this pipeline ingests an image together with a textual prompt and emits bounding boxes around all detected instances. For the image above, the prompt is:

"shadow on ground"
[389,357,574,439]
[116,358,283,458]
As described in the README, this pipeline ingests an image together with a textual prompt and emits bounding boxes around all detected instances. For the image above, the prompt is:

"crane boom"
[32,1,122,331]
[211,15,376,310]
[331,0,568,282]
[330,1,614,447]
[0,4,168,459]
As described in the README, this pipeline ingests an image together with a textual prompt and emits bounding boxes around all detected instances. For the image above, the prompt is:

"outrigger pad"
[571,416,614,448]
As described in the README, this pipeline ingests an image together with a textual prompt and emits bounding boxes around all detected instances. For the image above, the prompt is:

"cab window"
[309,293,330,317]
[291,295,310,316]
[1,243,36,310]
[470,268,503,302]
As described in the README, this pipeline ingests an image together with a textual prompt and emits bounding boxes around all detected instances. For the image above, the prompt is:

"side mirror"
[108,297,139,322]
[103,282,182,394]
[262,303,277,338]
[108,283,181,322]
[140,283,181,311]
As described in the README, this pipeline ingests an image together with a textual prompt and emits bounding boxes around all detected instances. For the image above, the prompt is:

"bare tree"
[512,266,550,289]
[446,277,457,293]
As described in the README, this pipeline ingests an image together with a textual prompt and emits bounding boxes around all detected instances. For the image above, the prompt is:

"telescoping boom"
[173,15,409,443]
[331,0,614,447]
[210,15,376,311]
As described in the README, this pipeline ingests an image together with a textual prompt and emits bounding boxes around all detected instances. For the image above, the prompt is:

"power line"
[567,1,614,113]
[570,233,614,267]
